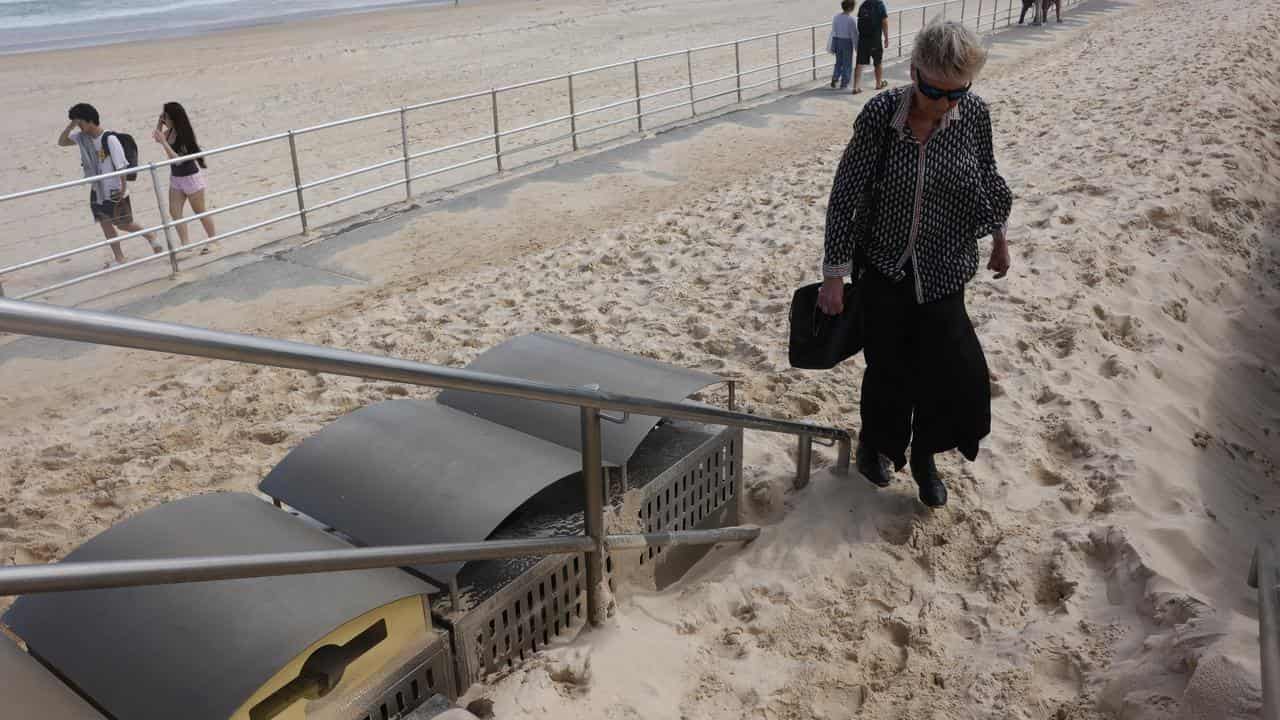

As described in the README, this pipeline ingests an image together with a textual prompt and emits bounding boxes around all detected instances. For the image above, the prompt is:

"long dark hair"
[163,101,206,168]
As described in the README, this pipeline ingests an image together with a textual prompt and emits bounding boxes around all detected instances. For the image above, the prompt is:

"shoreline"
[0,0,456,57]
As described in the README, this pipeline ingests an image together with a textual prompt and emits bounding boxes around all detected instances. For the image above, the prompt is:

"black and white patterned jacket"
[822,86,1012,303]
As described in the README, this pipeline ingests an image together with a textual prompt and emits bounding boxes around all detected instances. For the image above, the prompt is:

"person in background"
[818,21,1012,508]
[830,1,858,90]
[852,0,891,94]
[153,102,216,253]
[57,103,162,266]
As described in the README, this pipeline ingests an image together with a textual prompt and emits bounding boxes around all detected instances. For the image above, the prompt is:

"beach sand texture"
[1,0,1279,717]
[2,0,970,304]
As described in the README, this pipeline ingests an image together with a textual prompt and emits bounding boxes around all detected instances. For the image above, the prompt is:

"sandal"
[877,80,889,89]
[851,87,864,94]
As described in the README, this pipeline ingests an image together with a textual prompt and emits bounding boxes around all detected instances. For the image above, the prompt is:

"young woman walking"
[152,102,216,252]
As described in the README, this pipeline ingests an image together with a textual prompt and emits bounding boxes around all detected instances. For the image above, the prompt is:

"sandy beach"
[1,0,1279,716]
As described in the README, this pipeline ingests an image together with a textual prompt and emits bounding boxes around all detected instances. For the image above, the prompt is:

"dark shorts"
[90,193,134,227]
[856,42,884,66]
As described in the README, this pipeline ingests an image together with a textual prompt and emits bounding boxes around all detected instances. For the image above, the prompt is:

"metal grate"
[445,553,587,692]
[625,426,743,590]
[354,637,455,720]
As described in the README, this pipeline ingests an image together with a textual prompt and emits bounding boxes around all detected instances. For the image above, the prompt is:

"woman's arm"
[972,101,1013,239]
[823,101,890,279]
[151,128,180,160]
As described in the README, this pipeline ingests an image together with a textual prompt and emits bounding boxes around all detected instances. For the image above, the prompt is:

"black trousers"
[858,266,991,470]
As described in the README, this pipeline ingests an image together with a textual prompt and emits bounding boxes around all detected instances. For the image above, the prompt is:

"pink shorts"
[170,171,208,196]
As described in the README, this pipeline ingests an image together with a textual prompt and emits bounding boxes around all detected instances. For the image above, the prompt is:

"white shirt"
[831,13,857,39]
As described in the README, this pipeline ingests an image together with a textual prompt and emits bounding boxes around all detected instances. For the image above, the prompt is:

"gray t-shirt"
[72,129,127,200]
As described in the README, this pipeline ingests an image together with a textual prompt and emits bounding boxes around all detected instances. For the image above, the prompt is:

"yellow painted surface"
[230,596,430,720]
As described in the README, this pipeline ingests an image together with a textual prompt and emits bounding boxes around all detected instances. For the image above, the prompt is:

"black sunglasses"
[914,67,971,101]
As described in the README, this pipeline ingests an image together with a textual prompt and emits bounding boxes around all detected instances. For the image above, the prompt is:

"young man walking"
[852,0,891,94]
[58,103,161,266]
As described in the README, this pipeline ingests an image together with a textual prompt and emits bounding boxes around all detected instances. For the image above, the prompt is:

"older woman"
[817,20,1012,508]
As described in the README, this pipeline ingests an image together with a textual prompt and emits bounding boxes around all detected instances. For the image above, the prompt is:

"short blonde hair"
[911,20,987,84]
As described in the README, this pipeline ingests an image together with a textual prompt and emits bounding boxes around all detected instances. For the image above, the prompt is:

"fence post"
[923,7,927,39]
[568,73,579,151]
[992,0,998,30]
[811,26,817,80]
[399,108,412,202]
[490,88,502,172]
[147,164,180,275]
[734,41,742,102]
[962,0,968,25]
[1007,0,1013,25]
[795,434,812,489]
[774,33,782,90]
[580,407,606,627]
[976,0,983,29]
[686,50,696,116]
[287,131,308,235]
[898,11,903,56]
[633,59,643,132]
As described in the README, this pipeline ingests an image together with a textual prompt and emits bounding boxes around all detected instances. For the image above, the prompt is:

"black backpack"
[101,131,139,181]
[857,0,884,30]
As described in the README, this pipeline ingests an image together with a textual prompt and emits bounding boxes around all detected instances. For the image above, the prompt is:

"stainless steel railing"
[0,298,851,625]
[1251,543,1280,719]
[0,0,1080,302]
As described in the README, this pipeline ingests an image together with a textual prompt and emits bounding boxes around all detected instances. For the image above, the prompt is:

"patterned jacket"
[822,86,1012,303]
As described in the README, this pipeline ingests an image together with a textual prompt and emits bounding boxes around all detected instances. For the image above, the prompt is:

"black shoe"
[855,441,892,488]
[831,79,839,89]
[910,453,947,508]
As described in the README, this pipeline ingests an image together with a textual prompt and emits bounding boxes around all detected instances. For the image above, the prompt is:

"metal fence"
[0,0,1081,303]
[0,297,852,627]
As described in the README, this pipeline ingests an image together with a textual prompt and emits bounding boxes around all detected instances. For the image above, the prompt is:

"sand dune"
[0,0,1278,716]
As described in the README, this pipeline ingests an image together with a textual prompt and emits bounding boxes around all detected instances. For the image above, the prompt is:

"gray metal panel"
[260,400,584,585]
[438,333,721,465]
[2,493,434,720]
[0,637,103,719]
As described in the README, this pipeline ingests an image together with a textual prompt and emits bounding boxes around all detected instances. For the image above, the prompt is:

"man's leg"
[98,219,125,264]
[874,53,884,88]
[852,63,865,91]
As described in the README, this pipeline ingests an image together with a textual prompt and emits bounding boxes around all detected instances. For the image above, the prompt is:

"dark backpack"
[101,131,139,181]
[857,0,884,32]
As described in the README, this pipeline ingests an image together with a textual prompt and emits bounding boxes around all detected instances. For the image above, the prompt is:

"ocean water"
[0,0,451,54]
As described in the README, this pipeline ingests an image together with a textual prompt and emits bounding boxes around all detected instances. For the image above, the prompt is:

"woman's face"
[912,66,972,122]
[160,112,171,127]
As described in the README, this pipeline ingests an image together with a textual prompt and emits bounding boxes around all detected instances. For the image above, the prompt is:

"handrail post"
[898,11,904,56]
[287,131,308,235]
[795,434,813,489]
[581,407,606,627]
[399,107,412,201]
[686,50,696,116]
[836,437,852,475]
[490,88,503,172]
[727,379,737,411]
[1251,544,1280,720]
[775,33,782,90]
[812,26,819,80]
[923,7,928,37]
[734,41,742,102]
[962,0,968,25]
[147,164,180,275]
[568,73,579,151]
[632,59,643,132]
[1007,0,1013,25]
[992,0,998,30]
[976,0,983,29]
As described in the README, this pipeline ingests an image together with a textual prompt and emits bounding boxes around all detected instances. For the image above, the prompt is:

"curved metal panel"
[2,493,433,720]
[0,638,103,719]
[438,333,721,465]
[259,400,584,585]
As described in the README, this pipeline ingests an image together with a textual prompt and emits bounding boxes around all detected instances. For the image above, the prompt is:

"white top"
[831,12,857,39]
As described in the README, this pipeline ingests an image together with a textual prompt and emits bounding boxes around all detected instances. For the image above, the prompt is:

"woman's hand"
[988,236,1010,279]
[817,276,845,315]
[152,128,167,145]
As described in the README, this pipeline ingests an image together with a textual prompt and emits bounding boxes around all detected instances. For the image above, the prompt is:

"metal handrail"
[0,298,847,623]
[0,299,851,445]
[1251,543,1280,719]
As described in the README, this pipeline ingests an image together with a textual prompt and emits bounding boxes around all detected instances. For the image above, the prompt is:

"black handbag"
[788,280,862,369]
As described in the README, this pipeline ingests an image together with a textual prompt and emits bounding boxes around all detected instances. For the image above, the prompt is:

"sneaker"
[831,79,839,89]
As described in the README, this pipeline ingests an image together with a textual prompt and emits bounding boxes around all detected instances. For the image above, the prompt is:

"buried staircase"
[0,299,851,720]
